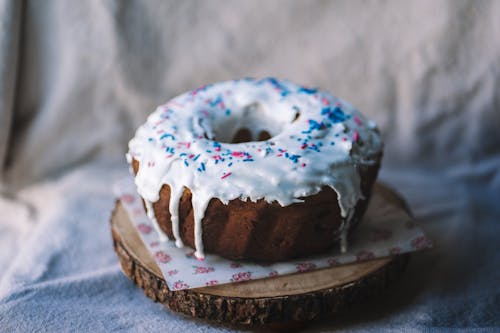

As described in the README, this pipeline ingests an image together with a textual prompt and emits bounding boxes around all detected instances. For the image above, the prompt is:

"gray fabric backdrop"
[0,0,499,332]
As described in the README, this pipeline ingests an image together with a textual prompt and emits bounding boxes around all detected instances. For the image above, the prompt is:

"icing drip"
[144,200,168,242]
[192,194,211,259]
[168,185,184,248]
[128,78,383,259]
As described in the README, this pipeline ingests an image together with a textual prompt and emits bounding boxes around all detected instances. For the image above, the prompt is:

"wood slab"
[110,183,410,325]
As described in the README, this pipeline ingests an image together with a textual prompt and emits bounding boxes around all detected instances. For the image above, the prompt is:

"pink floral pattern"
[205,280,219,286]
[154,251,171,263]
[172,280,189,290]
[167,269,178,276]
[268,270,279,277]
[231,271,252,282]
[193,266,215,274]
[137,223,152,234]
[120,193,136,203]
[296,262,317,272]
[356,250,375,262]
[411,235,432,250]
[327,258,339,267]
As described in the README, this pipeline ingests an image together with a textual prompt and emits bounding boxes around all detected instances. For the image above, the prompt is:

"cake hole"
[210,102,298,143]
[257,131,271,141]
[292,111,301,123]
[232,128,253,143]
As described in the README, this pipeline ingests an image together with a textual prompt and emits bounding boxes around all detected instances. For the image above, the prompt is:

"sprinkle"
[288,154,301,163]
[183,160,189,167]
[192,154,201,161]
[298,86,318,94]
[160,133,175,141]
[353,131,359,142]
[148,137,154,142]
[221,172,232,179]
[231,151,246,158]
[178,141,191,148]
[354,116,363,126]
[301,163,307,167]
[228,162,233,167]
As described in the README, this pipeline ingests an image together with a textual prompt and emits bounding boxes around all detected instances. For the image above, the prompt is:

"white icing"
[128,78,383,259]
[144,200,168,242]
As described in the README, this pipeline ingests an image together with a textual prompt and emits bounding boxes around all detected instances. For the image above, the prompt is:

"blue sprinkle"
[298,87,318,94]
[160,133,175,141]
[209,95,222,107]
[179,153,187,157]
[243,158,254,162]
[184,160,189,167]
[148,137,154,142]
[288,154,301,163]
[192,154,201,161]
[330,141,335,145]
[225,109,231,116]
[228,162,233,167]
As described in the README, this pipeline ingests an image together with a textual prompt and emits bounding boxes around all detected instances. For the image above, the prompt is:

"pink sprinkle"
[231,151,246,158]
[221,172,232,179]
[353,131,359,142]
[342,137,348,141]
[321,97,330,106]
[354,116,363,126]
[300,143,307,149]
[301,163,307,167]
[188,154,195,159]
[197,257,205,262]
[214,146,221,152]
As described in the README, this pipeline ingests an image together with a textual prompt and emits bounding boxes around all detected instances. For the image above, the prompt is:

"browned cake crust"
[132,156,381,262]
